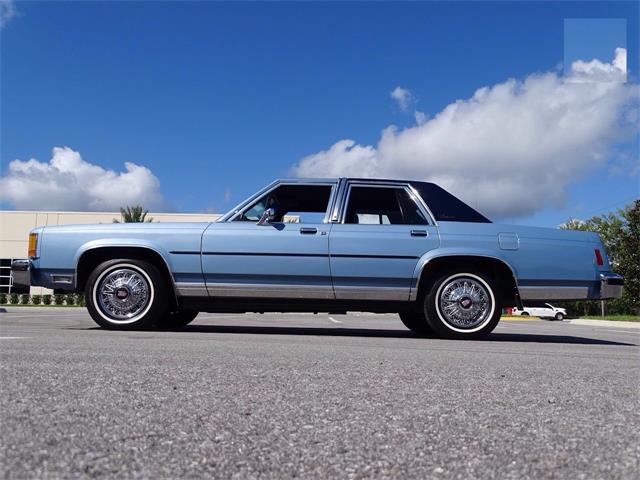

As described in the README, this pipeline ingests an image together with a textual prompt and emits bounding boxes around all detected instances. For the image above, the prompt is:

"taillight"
[594,249,604,266]
[28,233,38,258]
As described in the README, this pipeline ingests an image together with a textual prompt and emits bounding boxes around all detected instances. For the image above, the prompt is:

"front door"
[201,182,336,299]
[329,183,440,301]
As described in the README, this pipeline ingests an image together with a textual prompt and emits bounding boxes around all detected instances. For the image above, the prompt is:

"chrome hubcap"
[438,276,492,329]
[97,268,150,320]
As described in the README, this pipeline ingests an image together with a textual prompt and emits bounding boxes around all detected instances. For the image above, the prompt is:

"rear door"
[328,182,440,301]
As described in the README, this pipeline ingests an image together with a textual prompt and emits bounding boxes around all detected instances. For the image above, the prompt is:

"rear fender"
[410,248,521,305]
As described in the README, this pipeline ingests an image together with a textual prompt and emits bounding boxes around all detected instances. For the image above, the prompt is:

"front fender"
[74,238,175,275]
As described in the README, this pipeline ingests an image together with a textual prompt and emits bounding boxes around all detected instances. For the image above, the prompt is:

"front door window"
[236,184,333,223]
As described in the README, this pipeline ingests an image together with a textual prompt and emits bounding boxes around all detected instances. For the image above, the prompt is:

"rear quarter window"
[411,182,491,223]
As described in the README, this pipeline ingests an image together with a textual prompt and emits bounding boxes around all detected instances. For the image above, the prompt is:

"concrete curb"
[568,319,640,329]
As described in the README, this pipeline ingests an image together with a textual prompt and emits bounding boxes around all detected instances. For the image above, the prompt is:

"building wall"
[0,210,221,294]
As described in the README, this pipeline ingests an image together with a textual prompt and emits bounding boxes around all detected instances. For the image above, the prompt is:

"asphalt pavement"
[1,308,638,479]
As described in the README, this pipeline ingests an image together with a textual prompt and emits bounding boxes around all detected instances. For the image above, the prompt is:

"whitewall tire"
[85,259,169,330]
[424,270,501,339]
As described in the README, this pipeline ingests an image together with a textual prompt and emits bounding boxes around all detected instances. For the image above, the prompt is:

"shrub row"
[0,293,85,306]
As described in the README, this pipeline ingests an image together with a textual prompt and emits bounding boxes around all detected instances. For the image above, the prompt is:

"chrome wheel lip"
[92,264,155,325]
[434,273,495,333]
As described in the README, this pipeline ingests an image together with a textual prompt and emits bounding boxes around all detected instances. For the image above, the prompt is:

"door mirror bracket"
[257,207,277,226]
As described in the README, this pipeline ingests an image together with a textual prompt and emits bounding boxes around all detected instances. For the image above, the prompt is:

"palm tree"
[113,206,153,223]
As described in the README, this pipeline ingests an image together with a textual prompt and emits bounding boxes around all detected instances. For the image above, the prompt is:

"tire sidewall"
[424,270,501,339]
[555,312,564,321]
[85,259,168,329]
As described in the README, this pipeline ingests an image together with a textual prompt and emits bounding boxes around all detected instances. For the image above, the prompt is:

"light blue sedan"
[12,178,623,339]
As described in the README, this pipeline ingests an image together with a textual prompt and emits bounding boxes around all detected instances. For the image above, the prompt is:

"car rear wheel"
[85,259,169,330]
[424,270,501,339]
[554,312,564,321]
[158,309,199,330]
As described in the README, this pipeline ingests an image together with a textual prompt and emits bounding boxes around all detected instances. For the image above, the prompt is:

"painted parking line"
[500,317,539,322]
[599,328,640,335]
[0,337,31,340]
[328,316,343,324]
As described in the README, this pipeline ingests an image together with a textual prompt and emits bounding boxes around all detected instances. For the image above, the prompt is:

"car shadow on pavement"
[168,324,635,346]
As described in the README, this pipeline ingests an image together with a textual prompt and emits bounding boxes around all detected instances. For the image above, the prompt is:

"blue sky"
[1,1,638,225]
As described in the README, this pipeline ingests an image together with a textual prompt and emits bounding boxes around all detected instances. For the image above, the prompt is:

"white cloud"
[0,0,17,29]
[570,47,627,83]
[414,111,427,125]
[390,86,413,111]
[0,147,166,211]
[293,48,638,219]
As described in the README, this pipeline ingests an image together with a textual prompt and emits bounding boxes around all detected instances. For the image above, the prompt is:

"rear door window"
[344,186,428,225]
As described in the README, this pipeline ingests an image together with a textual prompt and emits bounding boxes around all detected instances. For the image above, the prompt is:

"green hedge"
[0,293,85,306]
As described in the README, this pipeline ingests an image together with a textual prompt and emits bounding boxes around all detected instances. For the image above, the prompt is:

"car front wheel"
[85,259,169,330]
[424,270,501,339]
[554,312,564,321]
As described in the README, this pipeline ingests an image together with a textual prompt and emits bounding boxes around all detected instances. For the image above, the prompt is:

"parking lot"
[1,308,638,479]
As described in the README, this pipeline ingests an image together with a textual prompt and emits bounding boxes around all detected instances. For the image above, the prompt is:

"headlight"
[28,232,38,258]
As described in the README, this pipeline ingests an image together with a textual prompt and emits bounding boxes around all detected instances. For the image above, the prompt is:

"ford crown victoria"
[11,178,623,339]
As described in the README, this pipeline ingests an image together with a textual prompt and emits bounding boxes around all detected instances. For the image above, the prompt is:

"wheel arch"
[75,245,179,309]
[411,253,522,308]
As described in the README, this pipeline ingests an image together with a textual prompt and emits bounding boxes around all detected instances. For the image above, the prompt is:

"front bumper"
[11,259,31,287]
[599,272,624,300]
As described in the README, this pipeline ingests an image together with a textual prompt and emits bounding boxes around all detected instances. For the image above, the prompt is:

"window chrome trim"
[225,179,339,224]
[218,180,279,223]
[330,178,347,222]
[407,183,438,226]
[338,181,435,226]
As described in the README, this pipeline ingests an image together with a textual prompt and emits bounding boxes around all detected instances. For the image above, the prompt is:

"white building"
[0,210,221,294]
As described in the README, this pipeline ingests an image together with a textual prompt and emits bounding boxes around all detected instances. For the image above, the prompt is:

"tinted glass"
[345,186,428,225]
[411,182,491,223]
[237,184,332,223]
[398,190,429,224]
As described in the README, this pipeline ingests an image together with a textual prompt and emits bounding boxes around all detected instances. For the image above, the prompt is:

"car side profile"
[12,178,624,339]
[512,303,567,321]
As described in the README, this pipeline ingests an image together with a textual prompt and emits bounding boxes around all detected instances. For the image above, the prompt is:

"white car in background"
[512,303,567,321]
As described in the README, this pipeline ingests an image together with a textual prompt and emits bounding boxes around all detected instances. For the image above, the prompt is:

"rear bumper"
[599,272,624,300]
[518,271,623,301]
[10,259,31,287]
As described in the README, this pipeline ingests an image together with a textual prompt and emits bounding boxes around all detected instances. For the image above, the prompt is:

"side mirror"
[257,207,277,226]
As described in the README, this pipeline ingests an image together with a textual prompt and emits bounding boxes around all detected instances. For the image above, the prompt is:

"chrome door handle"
[410,229,428,237]
[300,227,318,235]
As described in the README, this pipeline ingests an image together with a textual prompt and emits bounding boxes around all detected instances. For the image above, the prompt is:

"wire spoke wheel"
[437,275,493,330]
[96,267,152,323]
